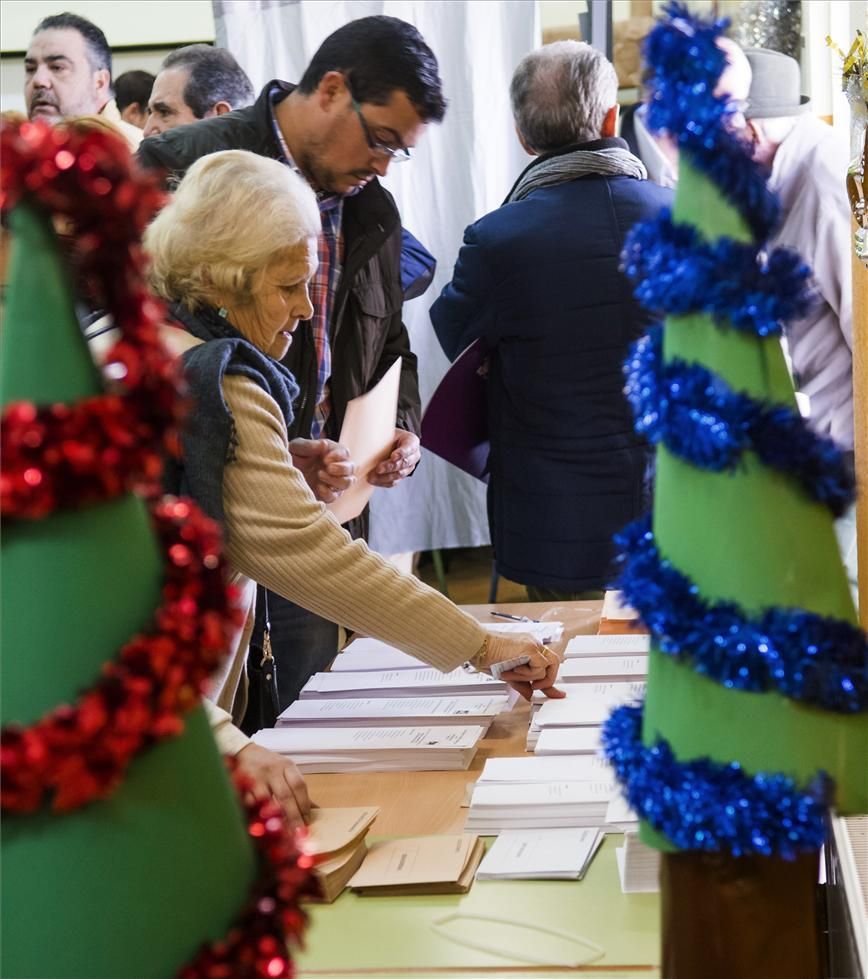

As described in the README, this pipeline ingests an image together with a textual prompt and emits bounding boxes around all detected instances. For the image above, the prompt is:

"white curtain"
[213,0,539,553]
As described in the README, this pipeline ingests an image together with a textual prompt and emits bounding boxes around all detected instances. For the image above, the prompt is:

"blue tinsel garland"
[601,703,830,858]
[643,2,778,241]
[621,212,815,337]
[612,517,868,713]
[624,326,855,516]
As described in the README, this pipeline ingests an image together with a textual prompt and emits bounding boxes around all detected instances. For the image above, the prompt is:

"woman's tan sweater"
[194,356,488,755]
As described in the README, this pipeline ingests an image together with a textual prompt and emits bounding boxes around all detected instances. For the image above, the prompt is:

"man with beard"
[24,11,142,150]
[138,16,445,707]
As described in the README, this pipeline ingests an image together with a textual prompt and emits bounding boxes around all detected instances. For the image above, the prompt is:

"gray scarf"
[506,144,647,204]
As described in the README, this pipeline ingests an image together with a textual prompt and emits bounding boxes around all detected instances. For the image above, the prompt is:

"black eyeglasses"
[349,93,411,162]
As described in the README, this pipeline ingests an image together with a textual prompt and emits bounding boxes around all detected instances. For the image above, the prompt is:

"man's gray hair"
[510,41,618,152]
[161,44,254,117]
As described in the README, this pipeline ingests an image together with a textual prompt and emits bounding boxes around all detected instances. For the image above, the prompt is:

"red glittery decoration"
[0,119,313,971]
[1,120,181,516]
[0,497,242,812]
[179,764,316,979]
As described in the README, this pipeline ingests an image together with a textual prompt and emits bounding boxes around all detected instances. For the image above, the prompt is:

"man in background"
[745,47,857,592]
[432,41,671,601]
[142,44,254,138]
[138,16,445,705]
[114,69,154,129]
[24,11,142,150]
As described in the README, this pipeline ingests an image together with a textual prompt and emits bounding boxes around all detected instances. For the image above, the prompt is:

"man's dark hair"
[114,70,155,112]
[161,44,254,118]
[298,16,446,123]
[34,12,112,78]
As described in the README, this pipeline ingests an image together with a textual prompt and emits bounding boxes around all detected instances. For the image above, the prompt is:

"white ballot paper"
[565,634,650,658]
[616,832,661,893]
[483,621,564,644]
[466,780,614,833]
[479,754,610,783]
[252,724,485,773]
[559,656,649,683]
[532,680,646,707]
[299,667,506,699]
[327,357,401,524]
[604,794,638,833]
[277,694,509,729]
[476,828,603,880]
[330,638,426,672]
[535,727,604,755]
[601,590,639,621]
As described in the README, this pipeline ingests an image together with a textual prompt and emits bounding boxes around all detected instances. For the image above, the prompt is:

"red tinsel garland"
[0,497,241,812]
[181,765,316,979]
[0,119,313,976]
[1,120,180,515]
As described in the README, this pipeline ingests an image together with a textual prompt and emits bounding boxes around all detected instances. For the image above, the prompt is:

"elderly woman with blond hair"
[143,150,562,825]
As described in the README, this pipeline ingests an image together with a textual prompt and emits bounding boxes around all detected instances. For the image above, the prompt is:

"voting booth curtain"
[212,0,539,553]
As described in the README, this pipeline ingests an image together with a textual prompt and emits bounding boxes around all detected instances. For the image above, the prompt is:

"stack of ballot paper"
[466,779,614,833]
[349,834,485,895]
[558,656,649,683]
[330,638,425,672]
[477,755,612,784]
[604,794,639,833]
[564,633,650,658]
[531,680,646,708]
[535,726,603,755]
[277,695,509,731]
[299,667,507,699]
[251,725,484,773]
[616,831,661,893]
[526,681,646,751]
[476,827,602,880]
[483,620,564,644]
[304,806,379,903]
[601,590,640,621]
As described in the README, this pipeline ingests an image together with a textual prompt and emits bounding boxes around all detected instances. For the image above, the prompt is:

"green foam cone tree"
[640,161,868,840]
[640,161,866,979]
[1,205,257,977]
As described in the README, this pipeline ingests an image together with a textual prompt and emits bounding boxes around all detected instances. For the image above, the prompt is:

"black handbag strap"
[250,586,272,666]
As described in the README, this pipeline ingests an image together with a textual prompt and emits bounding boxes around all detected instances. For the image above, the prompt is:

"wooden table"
[296,601,661,978]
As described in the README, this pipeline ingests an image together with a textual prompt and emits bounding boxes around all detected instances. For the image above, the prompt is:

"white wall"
[0,0,214,51]
[0,0,215,113]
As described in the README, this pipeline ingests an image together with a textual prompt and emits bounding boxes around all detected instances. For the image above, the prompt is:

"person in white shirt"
[744,47,857,595]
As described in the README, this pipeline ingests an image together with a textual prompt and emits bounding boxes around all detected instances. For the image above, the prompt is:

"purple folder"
[421,339,490,483]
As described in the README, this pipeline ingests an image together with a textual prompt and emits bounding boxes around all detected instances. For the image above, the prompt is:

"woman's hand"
[369,429,421,487]
[235,742,312,827]
[471,633,565,701]
[289,438,355,503]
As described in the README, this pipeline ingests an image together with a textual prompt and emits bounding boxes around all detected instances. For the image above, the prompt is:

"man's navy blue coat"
[431,139,672,592]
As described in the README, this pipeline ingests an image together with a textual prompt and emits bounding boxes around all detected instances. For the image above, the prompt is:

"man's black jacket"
[138,82,422,538]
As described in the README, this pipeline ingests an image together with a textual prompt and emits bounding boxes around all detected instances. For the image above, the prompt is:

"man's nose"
[31,65,52,88]
[142,116,161,138]
[370,156,390,178]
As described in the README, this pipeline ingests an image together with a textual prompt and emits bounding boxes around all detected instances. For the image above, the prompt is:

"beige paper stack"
[349,834,485,896]
[304,807,380,903]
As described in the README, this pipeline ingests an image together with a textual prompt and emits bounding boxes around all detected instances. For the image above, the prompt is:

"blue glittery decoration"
[642,3,779,241]
[625,326,855,516]
[622,212,815,337]
[612,517,868,713]
[601,702,830,858]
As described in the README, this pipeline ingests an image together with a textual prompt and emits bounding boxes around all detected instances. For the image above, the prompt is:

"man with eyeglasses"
[138,16,446,708]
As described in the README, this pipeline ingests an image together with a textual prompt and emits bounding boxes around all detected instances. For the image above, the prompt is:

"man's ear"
[210,101,233,117]
[94,68,111,104]
[315,70,348,111]
[601,104,619,138]
[514,123,537,157]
